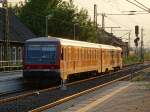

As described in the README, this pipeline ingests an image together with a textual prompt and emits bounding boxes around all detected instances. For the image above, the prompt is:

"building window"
[18,47,22,63]
[12,47,16,65]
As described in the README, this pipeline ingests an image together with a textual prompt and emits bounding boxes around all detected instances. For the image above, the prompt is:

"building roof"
[0,8,36,43]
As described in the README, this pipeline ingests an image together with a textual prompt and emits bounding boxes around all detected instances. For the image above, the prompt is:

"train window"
[87,49,89,60]
[94,49,95,60]
[68,47,70,61]
[79,48,80,60]
[66,47,68,61]
[89,49,90,60]
[88,49,90,60]
[91,49,92,60]
[61,48,64,60]
[78,48,80,60]
[83,48,84,60]
[87,48,88,60]
[75,48,77,60]
[84,48,86,60]
[83,48,85,60]
[81,48,83,60]
[81,49,82,60]
[90,49,92,60]
[91,49,92,59]
[85,48,88,60]
[70,47,72,60]
[84,48,87,60]
[76,48,78,60]
[94,49,96,59]
[95,49,97,59]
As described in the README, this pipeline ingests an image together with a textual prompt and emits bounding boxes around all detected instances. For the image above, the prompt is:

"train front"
[23,38,61,79]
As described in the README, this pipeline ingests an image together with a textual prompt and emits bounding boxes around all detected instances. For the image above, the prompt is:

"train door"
[101,49,105,72]
[111,50,114,67]
[99,47,102,73]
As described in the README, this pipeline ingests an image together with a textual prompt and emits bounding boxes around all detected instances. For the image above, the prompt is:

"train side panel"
[101,48,113,72]
[60,45,101,80]
[113,49,122,69]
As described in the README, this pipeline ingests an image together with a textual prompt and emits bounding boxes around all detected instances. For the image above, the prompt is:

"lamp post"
[1,0,10,66]
[73,23,78,40]
[45,14,52,37]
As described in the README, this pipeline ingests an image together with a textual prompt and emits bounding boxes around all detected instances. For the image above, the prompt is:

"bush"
[123,55,140,65]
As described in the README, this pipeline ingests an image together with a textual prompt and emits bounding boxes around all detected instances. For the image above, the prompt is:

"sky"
[2,0,150,48]
[69,0,150,48]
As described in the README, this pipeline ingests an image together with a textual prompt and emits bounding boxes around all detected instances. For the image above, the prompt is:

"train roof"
[26,37,122,50]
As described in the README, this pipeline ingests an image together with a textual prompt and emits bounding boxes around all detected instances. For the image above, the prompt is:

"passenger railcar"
[23,37,122,87]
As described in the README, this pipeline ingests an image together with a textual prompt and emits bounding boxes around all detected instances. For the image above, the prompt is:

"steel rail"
[0,62,149,105]
[29,66,150,112]
[0,64,140,104]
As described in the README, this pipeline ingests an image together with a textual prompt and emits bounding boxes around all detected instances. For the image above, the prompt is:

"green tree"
[18,0,98,42]
[19,0,61,36]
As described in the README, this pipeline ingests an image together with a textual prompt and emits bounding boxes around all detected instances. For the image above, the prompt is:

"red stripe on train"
[24,64,60,69]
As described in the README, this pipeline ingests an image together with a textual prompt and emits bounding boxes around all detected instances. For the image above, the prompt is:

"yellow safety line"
[29,66,150,112]
[29,75,130,112]
[74,84,131,112]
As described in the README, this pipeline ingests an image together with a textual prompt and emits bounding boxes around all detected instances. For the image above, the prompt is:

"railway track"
[0,62,145,99]
[0,62,140,99]
[0,77,60,99]
[0,62,149,112]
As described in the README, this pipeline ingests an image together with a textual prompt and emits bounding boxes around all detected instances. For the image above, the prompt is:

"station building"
[0,8,36,70]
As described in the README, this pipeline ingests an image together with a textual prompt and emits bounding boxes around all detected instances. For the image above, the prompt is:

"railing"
[0,60,23,71]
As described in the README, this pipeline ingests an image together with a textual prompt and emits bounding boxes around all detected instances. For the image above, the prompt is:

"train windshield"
[26,44,57,64]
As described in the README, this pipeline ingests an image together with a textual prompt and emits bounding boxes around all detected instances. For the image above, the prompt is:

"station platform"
[44,80,150,112]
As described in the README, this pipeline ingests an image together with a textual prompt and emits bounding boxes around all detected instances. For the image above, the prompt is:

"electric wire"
[134,0,150,11]
[125,0,150,13]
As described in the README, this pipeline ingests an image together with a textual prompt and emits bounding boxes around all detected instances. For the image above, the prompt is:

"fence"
[0,60,22,71]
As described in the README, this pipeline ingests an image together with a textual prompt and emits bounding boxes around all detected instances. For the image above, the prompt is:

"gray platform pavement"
[44,80,150,112]
[0,71,22,81]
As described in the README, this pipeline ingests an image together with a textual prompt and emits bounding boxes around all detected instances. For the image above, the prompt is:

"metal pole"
[102,13,105,30]
[3,0,10,66]
[73,24,76,40]
[101,13,105,44]
[45,16,48,37]
[128,32,131,49]
[128,32,131,56]
[94,4,97,27]
[141,28,144,61]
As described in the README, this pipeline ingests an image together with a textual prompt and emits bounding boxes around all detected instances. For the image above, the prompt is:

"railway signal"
[134,37,139,47]
[135,25,139,37]
[134,25,140,47]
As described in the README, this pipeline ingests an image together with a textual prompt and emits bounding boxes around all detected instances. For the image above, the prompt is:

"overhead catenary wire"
[134,0,150,11]
[125,0,150,13]
[106,16,131,29]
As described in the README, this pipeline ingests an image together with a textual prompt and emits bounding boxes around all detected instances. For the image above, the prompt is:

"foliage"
[144,52,150,61]
[17,0,98,42]
[18,0,61,36]
[123,55,140,65]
